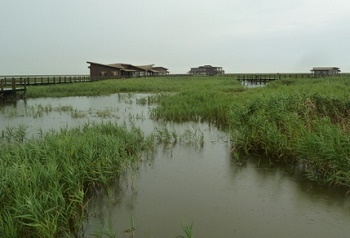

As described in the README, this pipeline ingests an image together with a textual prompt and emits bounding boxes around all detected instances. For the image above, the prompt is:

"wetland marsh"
[1,76,350,237]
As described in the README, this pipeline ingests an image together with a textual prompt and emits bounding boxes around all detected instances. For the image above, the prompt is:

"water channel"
[1,94,350,237]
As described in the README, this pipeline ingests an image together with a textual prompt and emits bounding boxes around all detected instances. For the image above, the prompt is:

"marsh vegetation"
[0,123,152,237]
[1,75,350,237]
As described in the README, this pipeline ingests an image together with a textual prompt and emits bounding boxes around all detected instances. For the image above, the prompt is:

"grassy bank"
[25,75,243,98]
[229,77,350,187]
[0,123,152,237]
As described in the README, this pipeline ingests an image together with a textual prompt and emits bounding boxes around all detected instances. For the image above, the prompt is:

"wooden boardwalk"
[0,78,26,101]
[0,75,91,102]
[236,74,279,85]
[224,72,350,80]
[233,72,350,85]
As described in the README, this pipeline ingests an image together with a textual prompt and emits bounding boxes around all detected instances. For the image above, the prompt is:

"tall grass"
[0,123,153,237]
[6,76,350,193]
[150,90,234,127]
[228,77,350,187]
[26,76,244,98]
[22,76,350,188]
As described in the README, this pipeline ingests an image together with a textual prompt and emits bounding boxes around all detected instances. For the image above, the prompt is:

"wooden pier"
[229,72,350,81]
[0,75,91,102]
[0,78,26,102]
[236,74,279,86]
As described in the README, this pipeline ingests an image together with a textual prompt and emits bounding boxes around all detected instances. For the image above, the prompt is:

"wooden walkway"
[224,72,350,81]
[236,74,279,85]
[0,75,91,102]
[0,78,26,102]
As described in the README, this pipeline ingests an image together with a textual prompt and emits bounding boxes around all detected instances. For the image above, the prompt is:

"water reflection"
[1,94,350,238]
[241,80,266,88]
[81,137,350,238]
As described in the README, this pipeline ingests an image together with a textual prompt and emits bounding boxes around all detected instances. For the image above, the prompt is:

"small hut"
[189,65,225,76]
[310,67,340,76]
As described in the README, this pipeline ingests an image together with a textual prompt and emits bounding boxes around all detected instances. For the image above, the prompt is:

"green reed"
[228,77,350,187]
[151,127,204,148]
[0,123,153,237]
[26,76,243,98]
[175,223,194,238]
[150,90,233,126]
[7,75,350,189]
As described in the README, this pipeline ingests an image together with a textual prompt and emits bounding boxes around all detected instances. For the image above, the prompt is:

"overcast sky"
[1,0,349,75]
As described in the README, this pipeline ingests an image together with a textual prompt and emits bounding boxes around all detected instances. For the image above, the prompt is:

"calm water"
[1,94,350,238]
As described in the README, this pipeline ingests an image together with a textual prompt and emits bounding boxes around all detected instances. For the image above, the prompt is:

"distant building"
[87,62,169,80]
[137,65,169,76]
[189,65,225,76]
[151,66,170,75]
[310,67,340,76]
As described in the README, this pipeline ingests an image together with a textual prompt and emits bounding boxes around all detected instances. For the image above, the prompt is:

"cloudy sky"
[1,0,349,75]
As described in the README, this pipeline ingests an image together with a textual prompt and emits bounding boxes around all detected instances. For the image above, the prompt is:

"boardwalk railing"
[0,75,91,87]
[225,73,350,80]
[0,75,91,102]
[0,78,26,101]
[221,73,350,85]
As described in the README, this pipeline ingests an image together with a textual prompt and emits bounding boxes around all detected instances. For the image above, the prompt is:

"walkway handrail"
[0,75,91,86]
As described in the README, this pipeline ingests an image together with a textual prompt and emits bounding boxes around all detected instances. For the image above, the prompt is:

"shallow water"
[82,132,350,238]
[1,94,350,237]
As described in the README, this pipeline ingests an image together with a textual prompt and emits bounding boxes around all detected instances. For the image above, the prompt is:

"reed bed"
[0,123,153,237]
[3,75,350,237]
[22,76,350,188]
[228,77,350,187]
[150,90,233,126]
[26,76,243,98]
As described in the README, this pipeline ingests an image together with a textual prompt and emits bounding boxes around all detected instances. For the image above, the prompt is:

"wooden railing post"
[12,77,16,90]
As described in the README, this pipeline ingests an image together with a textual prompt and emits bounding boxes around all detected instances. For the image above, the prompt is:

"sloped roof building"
[310,67,340,76]
[189,65,224,76]
[87,62,169,79]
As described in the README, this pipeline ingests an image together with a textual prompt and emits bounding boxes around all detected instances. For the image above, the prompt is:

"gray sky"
[1,0,349,75]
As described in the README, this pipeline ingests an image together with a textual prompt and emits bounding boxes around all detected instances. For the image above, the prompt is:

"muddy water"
[82,135,350,237]
[1,94,350,237]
